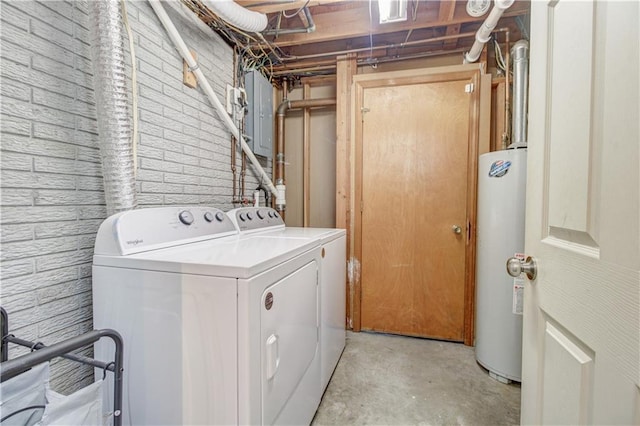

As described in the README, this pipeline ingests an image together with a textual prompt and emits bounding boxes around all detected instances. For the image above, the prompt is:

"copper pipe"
[258,31,478,62]
[231,48,239,204]
[241,151,247,203]
[289,98,336,109]
[504,29,511,150]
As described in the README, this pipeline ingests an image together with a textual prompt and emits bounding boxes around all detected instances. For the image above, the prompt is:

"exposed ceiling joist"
[260,1,529,48]
[234,0,345,14]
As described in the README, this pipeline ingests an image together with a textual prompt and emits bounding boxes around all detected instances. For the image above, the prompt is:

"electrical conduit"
[148,0,279,201]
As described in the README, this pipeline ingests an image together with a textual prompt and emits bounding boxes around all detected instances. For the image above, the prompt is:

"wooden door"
[359,79,471,340]
[521,1,639,424]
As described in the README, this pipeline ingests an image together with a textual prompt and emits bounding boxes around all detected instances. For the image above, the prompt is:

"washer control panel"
[94,206,238,255]
[227,207,284,233]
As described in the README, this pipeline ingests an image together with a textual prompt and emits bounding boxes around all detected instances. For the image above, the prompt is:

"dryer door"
[261,260,320,425]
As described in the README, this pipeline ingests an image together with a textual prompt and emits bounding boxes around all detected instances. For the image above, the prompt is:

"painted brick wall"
[0,0,269,392]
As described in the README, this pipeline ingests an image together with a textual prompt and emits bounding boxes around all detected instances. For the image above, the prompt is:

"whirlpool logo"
[126,239,144,246]
[489,160,512,178]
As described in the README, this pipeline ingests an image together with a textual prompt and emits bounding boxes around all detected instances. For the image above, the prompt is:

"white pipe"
[148,0,278,198]
[200,0,267,33]
[464,0,515,63]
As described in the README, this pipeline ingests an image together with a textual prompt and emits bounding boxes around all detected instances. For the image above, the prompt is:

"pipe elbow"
[277,100,291,115]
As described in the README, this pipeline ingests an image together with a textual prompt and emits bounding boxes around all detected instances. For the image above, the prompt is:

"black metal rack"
[1,306,124,426]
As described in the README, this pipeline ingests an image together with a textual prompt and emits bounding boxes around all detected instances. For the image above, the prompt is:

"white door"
[521,1,639,424]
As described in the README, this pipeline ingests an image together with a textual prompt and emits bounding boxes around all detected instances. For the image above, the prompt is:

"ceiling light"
[378,0,408,24]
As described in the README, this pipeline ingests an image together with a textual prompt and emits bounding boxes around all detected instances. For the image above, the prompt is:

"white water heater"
[475,148,526,383]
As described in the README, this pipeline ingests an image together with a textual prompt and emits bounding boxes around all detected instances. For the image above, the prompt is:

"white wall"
[0,0,267,392]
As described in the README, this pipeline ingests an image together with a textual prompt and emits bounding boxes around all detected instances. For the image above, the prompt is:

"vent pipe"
[200,0,268,32]
[464,0,515,63]
[89,0,137,215]
[509,39,529,149]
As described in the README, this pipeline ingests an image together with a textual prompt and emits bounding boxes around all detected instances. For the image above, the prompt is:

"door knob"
[452,225,462,234]
[506,256,537,280]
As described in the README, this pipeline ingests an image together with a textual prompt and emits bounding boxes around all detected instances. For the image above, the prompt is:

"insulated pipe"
[509,39,529,148]
[200,0,267,32]
[148,0,278,199]
[464,0,515,63]
[89,0,137,216]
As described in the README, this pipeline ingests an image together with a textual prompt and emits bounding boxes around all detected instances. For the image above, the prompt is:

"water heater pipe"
[509,39,529,149]
[200,0,268,33]
[148,0,278,199]
[464,0,515,63]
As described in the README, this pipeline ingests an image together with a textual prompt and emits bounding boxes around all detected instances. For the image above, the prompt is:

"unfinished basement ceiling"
[183,0,530,77]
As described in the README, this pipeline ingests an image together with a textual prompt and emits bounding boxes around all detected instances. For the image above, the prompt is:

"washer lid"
[250,227,346,243]
[93,234,320,279]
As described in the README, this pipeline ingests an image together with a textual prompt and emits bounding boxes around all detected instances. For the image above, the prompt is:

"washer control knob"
[239,213,246,222]
[257,210,265,220]
[204,212,214,222]
[178,210,194,225]
[247,212,253,220]
[215,212,225,222]
[268,211,274,218]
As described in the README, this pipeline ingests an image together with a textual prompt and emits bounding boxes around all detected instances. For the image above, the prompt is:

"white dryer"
[92,206,322,425]
[227,207,346,393]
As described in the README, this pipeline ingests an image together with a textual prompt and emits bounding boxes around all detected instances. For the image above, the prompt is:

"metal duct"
[201,0,267,33]
[89,0,137,215]
[510,39,529,148]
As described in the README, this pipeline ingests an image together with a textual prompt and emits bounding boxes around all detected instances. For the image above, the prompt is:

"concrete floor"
[312,331,520,426]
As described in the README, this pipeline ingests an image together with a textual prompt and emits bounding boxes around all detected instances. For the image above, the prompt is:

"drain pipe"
[464,0,515,63]
[509,39,529,149]
[89,0,137,216]
[148,0,278,200]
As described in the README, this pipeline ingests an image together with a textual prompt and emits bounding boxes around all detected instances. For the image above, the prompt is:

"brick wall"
[0,0,269,392]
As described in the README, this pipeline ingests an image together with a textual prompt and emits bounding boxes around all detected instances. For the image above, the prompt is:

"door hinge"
[465,83,474,93]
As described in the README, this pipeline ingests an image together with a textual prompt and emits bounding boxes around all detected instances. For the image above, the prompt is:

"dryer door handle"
[265,334,279,380]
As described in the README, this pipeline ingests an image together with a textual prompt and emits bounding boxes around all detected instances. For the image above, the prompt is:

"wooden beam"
[335,53,356,329]
[443,23,461,50]
[438,0,457,22]
[234,0,345,14]
[303,83,311,227]
[262,1,529,47]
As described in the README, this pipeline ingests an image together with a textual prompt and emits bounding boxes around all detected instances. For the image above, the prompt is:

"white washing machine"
[227,207,346,393]
[92,206,322,425]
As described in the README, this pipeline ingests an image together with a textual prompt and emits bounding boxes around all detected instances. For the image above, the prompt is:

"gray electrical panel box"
[245,70,273,158]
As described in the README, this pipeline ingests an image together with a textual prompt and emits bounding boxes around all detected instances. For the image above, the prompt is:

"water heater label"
[489,160,512,177]
[513,278,524,315]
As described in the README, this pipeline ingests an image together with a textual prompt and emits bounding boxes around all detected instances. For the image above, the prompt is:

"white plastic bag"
[0,363,49,425]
